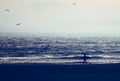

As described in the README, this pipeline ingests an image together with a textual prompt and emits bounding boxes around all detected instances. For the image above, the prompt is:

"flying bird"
[4,9,10,12]
[16,23,22,26]
[73,2,77,5]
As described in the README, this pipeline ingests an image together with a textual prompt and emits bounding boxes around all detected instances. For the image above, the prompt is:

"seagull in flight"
[4,9,10,12]
[16,23,22,26]
[73,2,77,5]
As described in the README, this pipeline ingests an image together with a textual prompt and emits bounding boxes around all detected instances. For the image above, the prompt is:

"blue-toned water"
[0,33,120,64]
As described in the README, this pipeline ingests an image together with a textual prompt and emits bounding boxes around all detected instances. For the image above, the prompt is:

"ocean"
[0,33,120,64]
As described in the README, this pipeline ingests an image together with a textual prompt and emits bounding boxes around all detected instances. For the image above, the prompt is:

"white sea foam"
[0,54,120,64]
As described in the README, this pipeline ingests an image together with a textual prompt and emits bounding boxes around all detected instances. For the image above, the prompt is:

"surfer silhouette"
[81,53,91,64]
[83,53,87,64]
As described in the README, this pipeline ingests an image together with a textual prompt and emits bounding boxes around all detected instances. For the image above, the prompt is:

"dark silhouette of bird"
[73,2,77,5]
[16,23,22,26]
[4,9,10,12]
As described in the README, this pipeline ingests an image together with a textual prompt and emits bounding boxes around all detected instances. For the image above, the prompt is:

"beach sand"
[0,63,120,81]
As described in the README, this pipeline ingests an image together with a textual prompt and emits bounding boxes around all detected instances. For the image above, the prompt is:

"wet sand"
[0,63,120,81]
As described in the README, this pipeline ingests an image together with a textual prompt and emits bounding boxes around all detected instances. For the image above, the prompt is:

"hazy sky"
[0,0,120,35]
